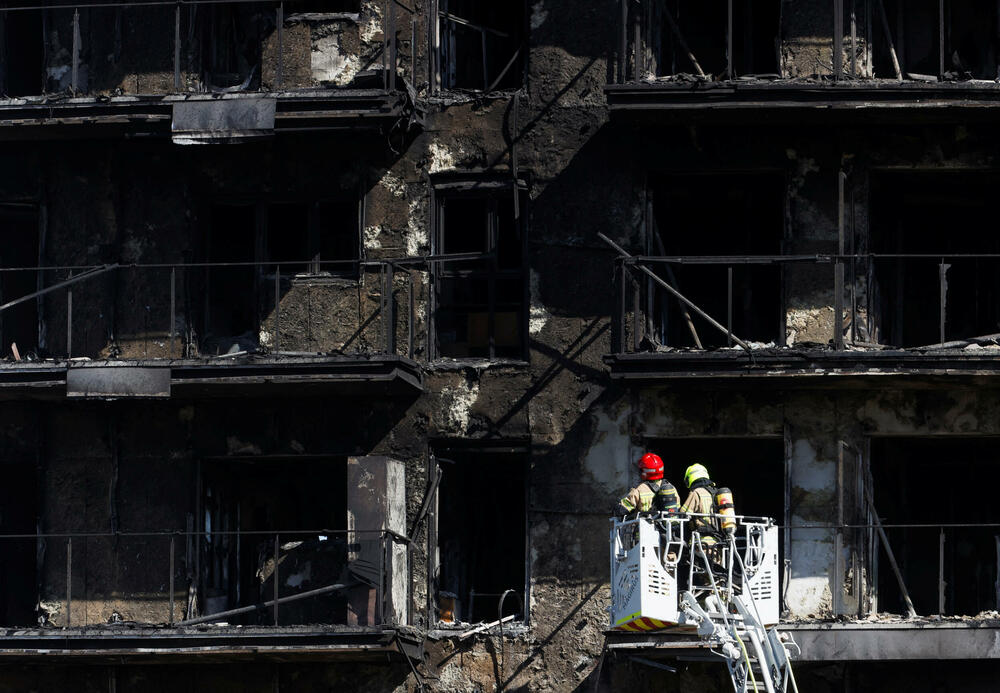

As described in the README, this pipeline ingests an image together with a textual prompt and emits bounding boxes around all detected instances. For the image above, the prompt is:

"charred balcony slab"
[605,81,1000,123]
[0,354,422,400]
[0,89,419,141]
[606,621,1000,663]
[605,348,1000,387]
[0,625,423,664]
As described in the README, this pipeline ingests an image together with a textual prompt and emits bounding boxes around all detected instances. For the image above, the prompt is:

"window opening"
[266,199,359,277]
[648,173,783,348]
[267,203,311,275]
[0,7,44,96]
[285,0,360,14]
[874,0,999,80]
[439,0,525,90]
[654,1,779,79]
[204,202,258,354]
[435,449,526,624]
[200,3,271,90]
[645,437,785,593]
[871,437,1000,617]
[0,458,37,626]
[869,172,1000,347]
[203,195,359,352]
[200,458,348,625]
[434,189,526,359]
[0,205,39,358]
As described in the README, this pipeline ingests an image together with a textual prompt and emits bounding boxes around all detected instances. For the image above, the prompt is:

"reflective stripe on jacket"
[681,486,719,543]
[619,480,680,514]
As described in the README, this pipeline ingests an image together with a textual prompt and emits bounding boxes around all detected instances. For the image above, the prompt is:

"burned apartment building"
[1,0,1000,691]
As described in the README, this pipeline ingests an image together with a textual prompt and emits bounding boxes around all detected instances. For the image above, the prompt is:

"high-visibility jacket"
[618,479,680,515]
[681,484,719,545]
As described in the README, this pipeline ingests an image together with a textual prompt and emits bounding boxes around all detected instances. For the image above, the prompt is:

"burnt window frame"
[198,1,274,91]
[624,0,781,82]
[643,169,788,350]
[0,4,46,97]
[429,177,529,362]
[427,441,531,627]
[871,0,1000,80]
[434,0,528,92]
[199,193,362,350]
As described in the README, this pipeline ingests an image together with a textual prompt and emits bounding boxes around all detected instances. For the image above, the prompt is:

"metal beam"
[176,582,353,626]
[0,264,118,315]
[598,233,752,353]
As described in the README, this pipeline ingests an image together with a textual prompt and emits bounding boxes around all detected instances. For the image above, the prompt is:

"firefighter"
[681,463,721,557]
[617,453,680,516]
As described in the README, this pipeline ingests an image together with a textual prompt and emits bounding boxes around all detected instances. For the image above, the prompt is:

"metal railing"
[614,0,990,84]
[2,527,408,628]
[0,258,425,360]
[604,232,1000,354]
[0,0,419,98]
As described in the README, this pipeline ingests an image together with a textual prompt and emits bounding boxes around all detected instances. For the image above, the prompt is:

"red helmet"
[638,453,664,481]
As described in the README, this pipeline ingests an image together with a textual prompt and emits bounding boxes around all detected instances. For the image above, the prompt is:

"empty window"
[0,457,37,626]
[871,438,1000,617]
[435,448,526,624]
[202,197,359,353]
[439,0,525,90]
[434,188,526,359]
[648,173,784,348]
[869,172,1000,347]
[0,205,39,359]
[200,458,348,626]
[204,203,258,354]
[266,200,359,276]
[200,3,272,90]
[0,8,44,96]
[644,438,785,525]
[285,0,360,14]
[874,0,999,79]
[652,1,779,79]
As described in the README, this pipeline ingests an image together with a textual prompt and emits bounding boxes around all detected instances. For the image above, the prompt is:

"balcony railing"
[0,527,408,628]
[0,258,425,361]
[602,233,1000,355]
[0,0,418,98]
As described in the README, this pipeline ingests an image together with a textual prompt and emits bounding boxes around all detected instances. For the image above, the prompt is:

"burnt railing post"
[614,258,626,354]
[174,3,181,90]
[384,262,396,354]
[71,8,81,92]
[939,259,948,344]
[833,0,843,81]
[277,2,284,88]
[834,171,846,350]
[727,266,733,347]
[273,533,280,625]
[619,0,628,83]
[939,526,946,615]
[631,261,641,352]
[67,271,73,358]
[66,538,72,627]
[169,267,176,354]
[407,269,415,357]
[168,534,175,624]
[274,267,281,351]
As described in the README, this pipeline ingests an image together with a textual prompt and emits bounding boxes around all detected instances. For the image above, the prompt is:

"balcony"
[0,0,422,140]
[0,455,419,662]
[607,0,1000,122]
[0,258,425,398]
[601,239,1000,384]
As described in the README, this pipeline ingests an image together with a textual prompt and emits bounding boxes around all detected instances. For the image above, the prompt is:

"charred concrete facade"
[0,0,999,691]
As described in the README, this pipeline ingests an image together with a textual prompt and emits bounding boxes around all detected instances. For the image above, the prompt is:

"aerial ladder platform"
[609,513,800,692]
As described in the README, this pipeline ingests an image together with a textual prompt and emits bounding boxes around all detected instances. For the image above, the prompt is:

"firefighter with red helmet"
[617,453,680,516]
